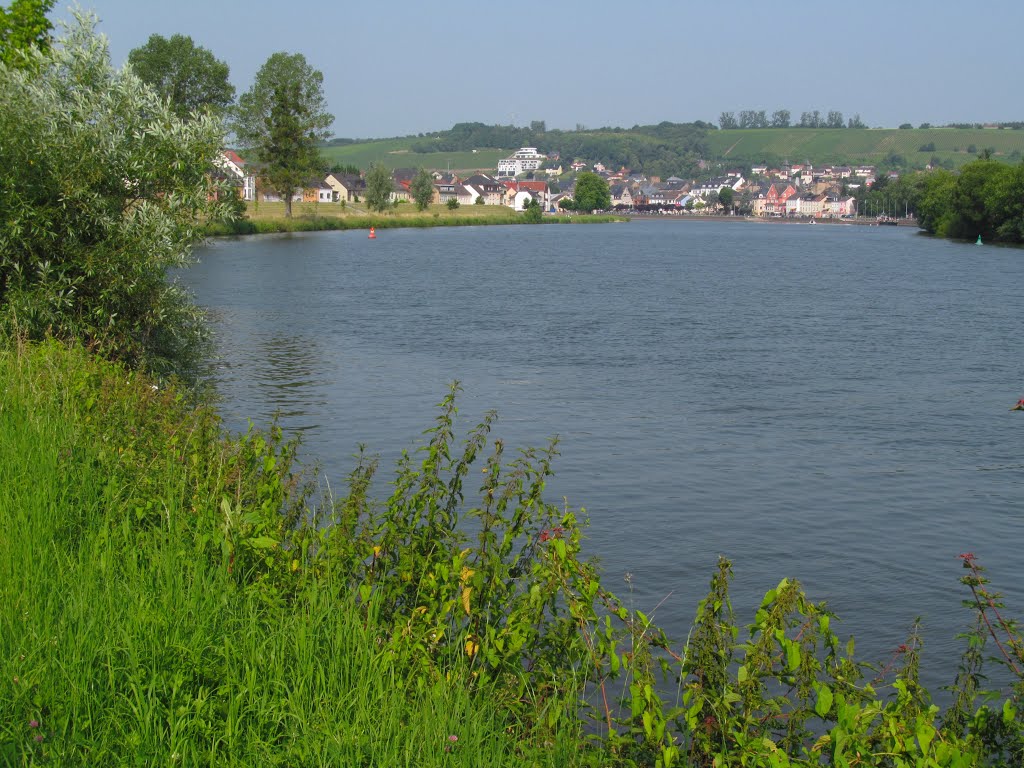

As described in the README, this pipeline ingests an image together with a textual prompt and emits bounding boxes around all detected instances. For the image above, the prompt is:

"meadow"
[320,138,505,174]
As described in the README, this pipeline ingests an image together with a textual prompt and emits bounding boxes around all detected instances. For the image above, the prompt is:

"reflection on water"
[208,324,329,432]
[253,333,326,429]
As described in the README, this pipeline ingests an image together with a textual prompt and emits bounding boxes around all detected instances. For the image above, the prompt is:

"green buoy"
[976,235,983,245]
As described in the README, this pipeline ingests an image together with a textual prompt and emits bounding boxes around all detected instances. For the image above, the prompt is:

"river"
[186,219,1024,691]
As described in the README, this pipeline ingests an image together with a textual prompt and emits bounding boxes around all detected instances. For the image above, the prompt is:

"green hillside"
[318,126,1024,176]
[706,128,1024,168]
[320,139,505,173]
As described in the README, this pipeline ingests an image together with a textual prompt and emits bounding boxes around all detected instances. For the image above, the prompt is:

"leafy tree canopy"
[410,168,434,211]
[329,162,360,176]
[0,12,228,380]
[235,52,333,217]
[127,33,235,119]
[571,172,611,212]
[364,163,393,213]
[718,186,734,211]
[0,0,53,67]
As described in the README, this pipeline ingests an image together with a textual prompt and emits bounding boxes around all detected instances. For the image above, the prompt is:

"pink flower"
[448,735,459,742]
[29,720,39,728]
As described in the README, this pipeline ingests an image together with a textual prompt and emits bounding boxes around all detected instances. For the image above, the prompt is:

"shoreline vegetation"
[5,339,1024,766]
[6,13,1024,768]
[203,201,625,236]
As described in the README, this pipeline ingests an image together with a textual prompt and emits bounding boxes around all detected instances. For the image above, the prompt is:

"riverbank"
[5,335,1022,765]
[204,201,625,236]
[0,340,580,766]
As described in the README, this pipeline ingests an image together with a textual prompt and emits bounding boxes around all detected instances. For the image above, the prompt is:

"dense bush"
[0,14,229,381]
[917,160,1024,243]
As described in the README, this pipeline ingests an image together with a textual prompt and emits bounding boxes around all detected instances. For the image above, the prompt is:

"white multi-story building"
[497,147,547,177]
[216,150,256,201]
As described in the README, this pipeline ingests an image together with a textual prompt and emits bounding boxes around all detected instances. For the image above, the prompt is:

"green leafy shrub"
[523,198,544,223]
[4,340,1023,766]
[0,13,229,381]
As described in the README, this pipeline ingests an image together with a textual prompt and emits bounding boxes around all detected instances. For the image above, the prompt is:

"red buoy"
[368,227,376,239]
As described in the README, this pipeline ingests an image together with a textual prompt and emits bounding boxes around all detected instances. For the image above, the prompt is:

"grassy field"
[203,201,623,235]
[320,138,505,173]
[706,127,1024,167]
[242,200,521,221]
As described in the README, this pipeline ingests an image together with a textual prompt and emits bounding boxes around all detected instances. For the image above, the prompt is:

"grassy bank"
[203,201,624,236]
[4,339,1024,766]
[0,341,580,766]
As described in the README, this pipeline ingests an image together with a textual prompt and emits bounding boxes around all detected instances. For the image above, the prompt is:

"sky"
[56,0,1024,140]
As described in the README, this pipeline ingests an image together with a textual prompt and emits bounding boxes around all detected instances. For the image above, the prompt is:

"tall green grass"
[6,340,1023,767]
[0,341,579,766]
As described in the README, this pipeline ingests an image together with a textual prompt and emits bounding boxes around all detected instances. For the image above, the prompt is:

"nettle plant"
[206,384,1024,766]
[305,386,610,723]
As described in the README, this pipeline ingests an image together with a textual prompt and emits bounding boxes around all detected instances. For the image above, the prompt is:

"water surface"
[187,220,1024,689]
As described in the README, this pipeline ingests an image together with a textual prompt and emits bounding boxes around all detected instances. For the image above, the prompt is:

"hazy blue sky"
[59,1,1023,139]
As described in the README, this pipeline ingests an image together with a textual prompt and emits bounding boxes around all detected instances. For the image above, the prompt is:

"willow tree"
[0,12,228,380]
[235,52,333,217]
[0,0,54,67]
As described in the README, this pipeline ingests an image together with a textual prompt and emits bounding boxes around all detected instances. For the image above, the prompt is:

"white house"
[691,175,745,198]
[216,150,256,201]
[497,147,547,177]
[826,196,857,217]
[512,189,535,210]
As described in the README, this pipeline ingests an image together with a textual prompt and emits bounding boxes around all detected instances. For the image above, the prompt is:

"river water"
[186,220,1024,690]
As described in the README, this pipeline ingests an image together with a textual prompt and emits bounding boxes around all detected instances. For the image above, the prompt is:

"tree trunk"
[284,194,292,218]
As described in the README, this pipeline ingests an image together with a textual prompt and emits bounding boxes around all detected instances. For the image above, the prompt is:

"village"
[216,146,886,219]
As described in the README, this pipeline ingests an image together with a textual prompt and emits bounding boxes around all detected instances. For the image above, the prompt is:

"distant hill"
[320,138,506,174]
[318,125,1024,176]
[319,121,710,177]
[706,127,1024,169]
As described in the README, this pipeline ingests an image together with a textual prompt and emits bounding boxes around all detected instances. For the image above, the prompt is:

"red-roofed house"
[501,179,549,210]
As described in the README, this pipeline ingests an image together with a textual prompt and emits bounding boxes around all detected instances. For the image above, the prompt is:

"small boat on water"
[876,216,898,226]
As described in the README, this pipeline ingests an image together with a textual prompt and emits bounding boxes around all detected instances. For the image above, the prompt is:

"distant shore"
[626,213,919,227]
[204,210,626,237]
